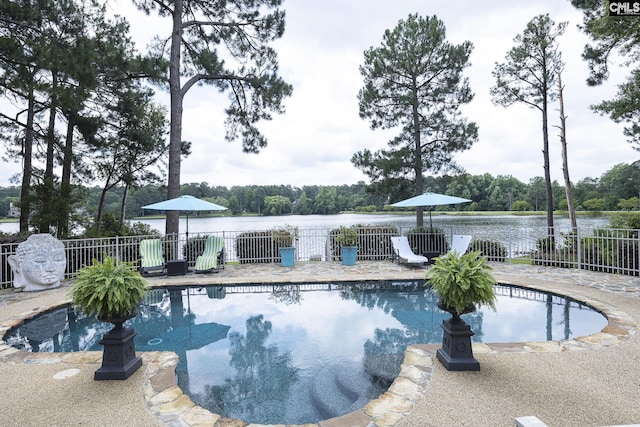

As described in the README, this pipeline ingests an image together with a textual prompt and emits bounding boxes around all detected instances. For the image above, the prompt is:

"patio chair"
[450,234,472,255]
[140,238,165,276]
[195,235,225,274]
[390,236,429,266]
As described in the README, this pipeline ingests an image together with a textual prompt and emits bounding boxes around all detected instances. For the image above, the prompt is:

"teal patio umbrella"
[142,195,227,237]
[391,192,471,228]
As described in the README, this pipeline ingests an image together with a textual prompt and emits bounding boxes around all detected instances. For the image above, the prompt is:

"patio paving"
[1,261,640,427]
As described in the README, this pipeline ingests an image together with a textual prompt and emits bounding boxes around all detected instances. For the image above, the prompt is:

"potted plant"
[68,255,149,380]
[335,226,358,266]
[275,225,298,267]
[426,250,496,371]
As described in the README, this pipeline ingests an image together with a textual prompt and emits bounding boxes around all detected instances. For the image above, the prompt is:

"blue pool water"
[4,281,608,425]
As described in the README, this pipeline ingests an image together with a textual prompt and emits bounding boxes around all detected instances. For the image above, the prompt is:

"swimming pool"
[4,280,608,425]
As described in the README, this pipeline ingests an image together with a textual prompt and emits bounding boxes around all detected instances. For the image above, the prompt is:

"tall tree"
[572,1,640,148]
[491,14,566,240]
[1,0,92,234]
[355,14,477,227]
[556,70,578,231]
[90,86,168,232]
[32,0,101,235]
[132,0,293,235]
[0,0,49,233]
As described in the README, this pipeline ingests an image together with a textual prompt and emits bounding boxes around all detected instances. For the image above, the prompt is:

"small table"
[166,259,188,276]
[423,251,440,265]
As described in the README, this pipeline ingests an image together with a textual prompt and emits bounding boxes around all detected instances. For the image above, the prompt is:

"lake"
[133,213,611,235]
[0,213,610,235]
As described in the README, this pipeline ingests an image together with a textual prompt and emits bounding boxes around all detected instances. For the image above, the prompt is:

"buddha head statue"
[8,234,66,292]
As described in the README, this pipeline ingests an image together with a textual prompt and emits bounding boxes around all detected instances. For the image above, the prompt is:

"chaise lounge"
[450,234,472,255]
[140,238,166,276]
[195,235,225,274]
[390,236,429,266]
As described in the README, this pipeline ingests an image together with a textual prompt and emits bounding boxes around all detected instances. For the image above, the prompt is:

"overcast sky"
[3,0,637,189]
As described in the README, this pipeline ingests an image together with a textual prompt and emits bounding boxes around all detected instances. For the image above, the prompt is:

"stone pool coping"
[0,262,637,427]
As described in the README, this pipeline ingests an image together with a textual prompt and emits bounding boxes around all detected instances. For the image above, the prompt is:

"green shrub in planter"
[335,226,358,247]
[426,250,496,316]
[69,256,149,320]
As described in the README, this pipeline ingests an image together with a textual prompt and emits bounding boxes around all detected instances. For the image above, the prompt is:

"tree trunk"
[557,72,577,232]
[59,117,75,237]
[165,0,185,237]
[19,85,35,234]
[412,85,424,228]
[119,181,130,226]
[95,182,110,233]
[39,70,59,234]
[541,92,555,242]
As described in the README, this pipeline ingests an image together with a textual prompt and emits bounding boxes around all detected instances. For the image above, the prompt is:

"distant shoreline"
[131,210,613,220]
[0,210,616,224]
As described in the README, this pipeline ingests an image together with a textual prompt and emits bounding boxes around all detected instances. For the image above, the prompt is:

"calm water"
[0,213,609,235]
[133,213,611,234]
[5,281,607,425]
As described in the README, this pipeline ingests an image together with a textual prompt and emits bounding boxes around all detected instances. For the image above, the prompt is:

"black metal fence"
[1,224,638,289]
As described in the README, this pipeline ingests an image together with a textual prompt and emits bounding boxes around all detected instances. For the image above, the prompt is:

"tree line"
[2,160,640,226]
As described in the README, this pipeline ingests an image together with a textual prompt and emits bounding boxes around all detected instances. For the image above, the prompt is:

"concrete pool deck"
[1,261,639,427]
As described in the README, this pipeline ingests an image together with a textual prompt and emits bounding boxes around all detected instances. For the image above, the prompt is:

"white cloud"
[1,0,637,189]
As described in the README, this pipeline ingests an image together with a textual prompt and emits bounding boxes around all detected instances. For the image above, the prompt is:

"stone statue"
[8,234,66,292]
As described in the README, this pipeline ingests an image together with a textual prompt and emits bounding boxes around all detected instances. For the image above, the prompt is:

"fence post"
[115,235,120,264]
[637,231,640,276]
[577,228,582,270]
[508,224,513,264]
[324,230,330,261]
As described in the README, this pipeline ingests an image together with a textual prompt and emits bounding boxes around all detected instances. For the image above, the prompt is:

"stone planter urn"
[436,301,479,371]
[94,312,143,380]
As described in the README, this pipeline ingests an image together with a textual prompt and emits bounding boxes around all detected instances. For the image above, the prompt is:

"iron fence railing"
[1,224,638,289]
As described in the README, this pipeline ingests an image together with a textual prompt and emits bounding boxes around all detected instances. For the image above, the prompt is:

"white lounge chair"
[390,236,429,265]
[450,235,472,255]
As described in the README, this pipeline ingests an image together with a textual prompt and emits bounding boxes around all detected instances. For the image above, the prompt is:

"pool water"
[4,281,608,425]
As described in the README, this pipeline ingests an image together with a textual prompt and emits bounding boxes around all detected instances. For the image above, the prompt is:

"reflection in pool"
[4,281,607,425]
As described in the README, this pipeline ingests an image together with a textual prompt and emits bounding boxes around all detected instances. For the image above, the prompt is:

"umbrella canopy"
[142,195,227,236]
[143,195,227,212]
[391,192,471,228]
[391,192,471,207]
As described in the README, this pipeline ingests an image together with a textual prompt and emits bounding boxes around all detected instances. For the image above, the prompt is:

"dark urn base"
[436,314,480,371]
[95,318,142,380]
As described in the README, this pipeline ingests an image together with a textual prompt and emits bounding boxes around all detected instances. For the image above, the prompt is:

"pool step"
[310,363,374,419]
[363,352,403,385]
